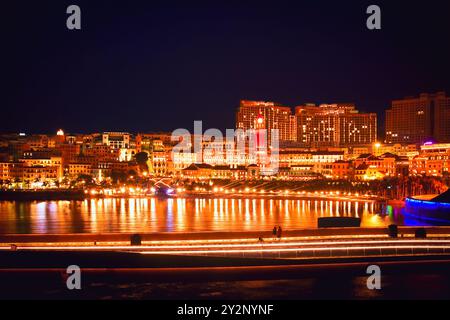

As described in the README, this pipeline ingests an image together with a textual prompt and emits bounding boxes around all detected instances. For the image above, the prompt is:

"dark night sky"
[2,0,450,134]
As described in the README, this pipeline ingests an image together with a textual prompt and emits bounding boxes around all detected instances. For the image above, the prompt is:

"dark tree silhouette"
[134,152,149,173]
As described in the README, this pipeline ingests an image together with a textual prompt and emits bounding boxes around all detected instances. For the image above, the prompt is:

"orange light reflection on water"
[0,197,396,234]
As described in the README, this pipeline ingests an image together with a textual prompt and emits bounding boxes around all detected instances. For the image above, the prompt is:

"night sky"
[2,0,450,135]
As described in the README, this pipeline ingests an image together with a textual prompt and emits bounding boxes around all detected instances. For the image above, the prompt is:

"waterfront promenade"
[2,227,450,262]
[2,227,450,299]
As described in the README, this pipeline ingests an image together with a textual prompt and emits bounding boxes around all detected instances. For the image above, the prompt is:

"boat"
[404,189,450,224]
[154,185,176,197]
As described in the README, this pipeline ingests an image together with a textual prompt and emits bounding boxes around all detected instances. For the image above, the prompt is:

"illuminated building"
[211,165,257,180]
[119,148,137,162]
[99,132,131,150]
[8,141,30,161]
[69,154,96,165]
[171,136,253,172]
[396,156,410,177]
[68,163,93,178]
[0,162,22,183]
[150,139,168,176]
[110,161,138,173]
[19,152,63,180]
[181,164,260,181]
[329,160,353,180]
[181,163,213,180]
[22,166,59,186]
[55,129,65,144]
[353,153,398,179]
[171,134,196,166]
[136,132,175,153]
[172,151,201,172]
[354,164,384,181]
[25,134,50,150]
[246,164,260,180]
[236,100,295,143]
[411,143,450,176]
[277,165,322,181]
[371,142,418,159]
[92,163,112,182]
[55,143,81,167]
[278,149,344,176]
[65,134,77,145]
[345,146,372,160]
[83,144,119,162]
[0,161,60,187]
[46,130,67,148]
[295,103,377,147]
[202,139,249,167]
[385,92,450,144]
[91,161,139,181]
[136,134,177,176]
[211,165,234,179]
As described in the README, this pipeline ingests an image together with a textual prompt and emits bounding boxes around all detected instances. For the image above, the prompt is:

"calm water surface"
[0,197,411,234]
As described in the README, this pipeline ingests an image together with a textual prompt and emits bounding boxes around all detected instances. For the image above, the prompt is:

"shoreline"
[0,189,383,202]
[1,226,449,243]
[0,189,85,201]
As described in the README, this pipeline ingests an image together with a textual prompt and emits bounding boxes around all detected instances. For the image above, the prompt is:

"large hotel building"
[295,103,377,147]
[385,92,450,144]
[235,100,296,143]
[236,100,377,147]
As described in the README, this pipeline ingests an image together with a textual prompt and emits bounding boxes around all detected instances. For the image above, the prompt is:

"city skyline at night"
[3,0,450,306]
[5,91,449,148]
[2,1,450,134]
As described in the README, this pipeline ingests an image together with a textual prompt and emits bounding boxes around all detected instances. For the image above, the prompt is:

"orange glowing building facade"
[295,104,377,148]
[385,92,450,144]
[353,153,397,177]
[236,101,376,148]
[411,143,450,177]
[236,100,296,143]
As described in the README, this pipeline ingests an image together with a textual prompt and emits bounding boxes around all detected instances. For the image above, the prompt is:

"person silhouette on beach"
[277,226,282,239]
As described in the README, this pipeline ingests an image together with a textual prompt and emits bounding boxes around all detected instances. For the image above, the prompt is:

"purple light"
[424,141,434,146]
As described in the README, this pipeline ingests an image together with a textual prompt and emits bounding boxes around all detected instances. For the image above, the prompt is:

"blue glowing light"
[405,198,450,209]
[403,197,450,225]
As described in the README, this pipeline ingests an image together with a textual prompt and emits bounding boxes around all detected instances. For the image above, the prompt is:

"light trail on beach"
[2,238,450,258]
